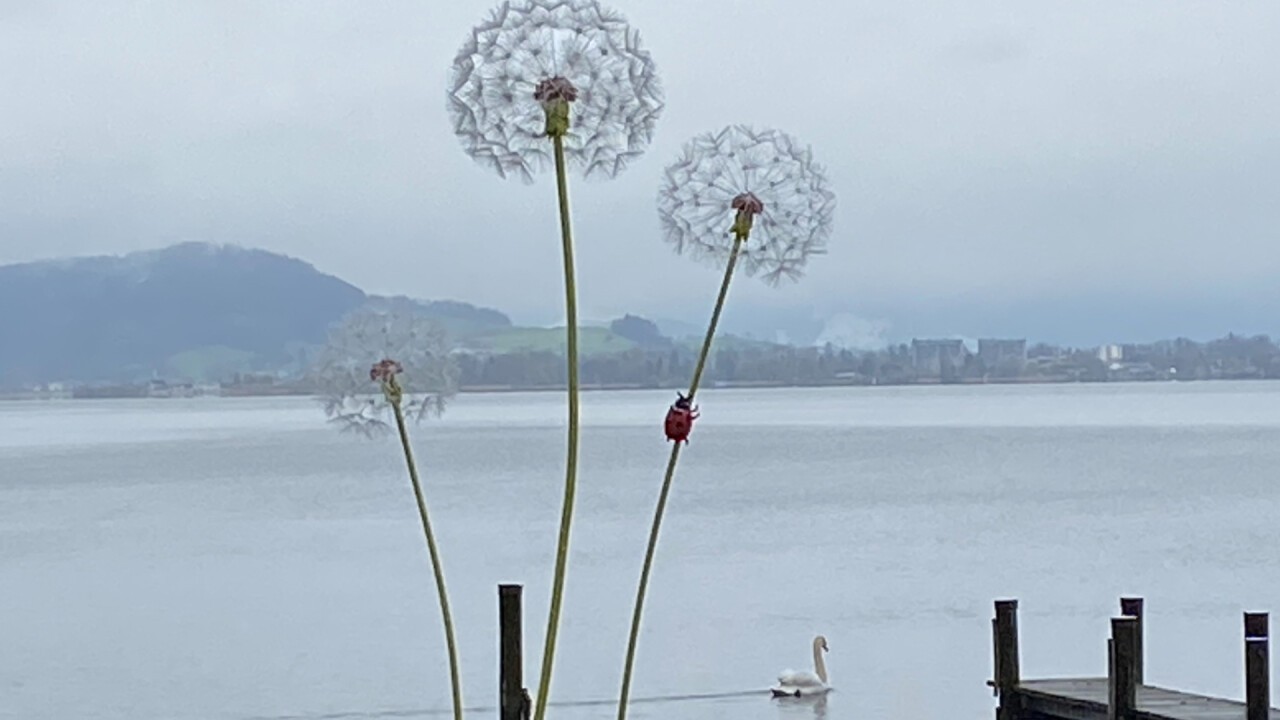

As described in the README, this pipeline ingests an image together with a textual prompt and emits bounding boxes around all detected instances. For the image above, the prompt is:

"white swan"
[771,635,831,697]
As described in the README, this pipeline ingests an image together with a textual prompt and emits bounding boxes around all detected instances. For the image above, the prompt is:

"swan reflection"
[773,691,829,719]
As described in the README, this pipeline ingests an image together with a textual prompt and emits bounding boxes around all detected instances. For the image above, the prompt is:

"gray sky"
[3,1,1278,345]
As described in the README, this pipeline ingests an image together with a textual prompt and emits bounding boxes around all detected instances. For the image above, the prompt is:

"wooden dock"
[990,598,1275,720]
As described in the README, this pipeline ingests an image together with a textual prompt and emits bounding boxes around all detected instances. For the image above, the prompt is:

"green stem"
[616,233,745,720]
[685,234,743,400]
[391,399,464,720]
[532,133,581,720]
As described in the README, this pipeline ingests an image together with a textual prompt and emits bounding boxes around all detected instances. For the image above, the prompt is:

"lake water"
[3,382,1280,720]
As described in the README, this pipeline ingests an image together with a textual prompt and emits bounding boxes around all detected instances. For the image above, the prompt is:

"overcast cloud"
[2,1,1278,345]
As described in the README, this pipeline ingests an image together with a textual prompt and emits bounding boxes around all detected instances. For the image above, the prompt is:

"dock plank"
[1018,678,1279,720]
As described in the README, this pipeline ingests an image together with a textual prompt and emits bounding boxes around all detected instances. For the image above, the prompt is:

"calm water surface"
[3,382,1280,720]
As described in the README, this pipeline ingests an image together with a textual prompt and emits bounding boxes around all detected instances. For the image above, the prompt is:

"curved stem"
[616,234,745,720]
[391,400,464,720]
[532,133,581,720]
[685,234,744,401]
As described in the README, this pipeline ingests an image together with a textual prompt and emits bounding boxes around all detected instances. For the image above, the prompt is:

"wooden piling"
[1003,598,1278,720]
[1119,597,1144,684]
[499,584,527,720]
[994,599,1021,720]
[1109,616,1139,720]
[1245,612,1270,720]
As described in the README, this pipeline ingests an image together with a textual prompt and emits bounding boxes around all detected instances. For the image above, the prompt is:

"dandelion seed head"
[657,125,836,285]
[311,305,460,438]
[448,0,664,183]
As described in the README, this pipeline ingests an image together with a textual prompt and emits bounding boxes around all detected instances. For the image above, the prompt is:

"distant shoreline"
[5,375,1278,402]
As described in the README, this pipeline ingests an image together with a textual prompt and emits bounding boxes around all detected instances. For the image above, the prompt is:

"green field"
[164,346,259,382]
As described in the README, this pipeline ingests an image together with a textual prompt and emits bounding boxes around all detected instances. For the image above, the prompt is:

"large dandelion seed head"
[310,305,460,437]
[657,125,836,285]
[448,0,663,183]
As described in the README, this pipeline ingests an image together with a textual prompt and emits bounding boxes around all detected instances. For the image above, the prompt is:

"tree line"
[451,332,1280,389]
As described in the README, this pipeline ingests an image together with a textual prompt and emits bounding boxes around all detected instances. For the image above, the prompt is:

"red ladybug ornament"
[663,392,699,444]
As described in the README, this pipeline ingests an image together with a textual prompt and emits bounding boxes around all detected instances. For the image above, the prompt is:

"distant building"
[146,379,196,398]
[1098,344,1124,363]
[978,338,1027,376]
[32,382,72,400]
[911,339,969,378]
[1107,361,1163,382]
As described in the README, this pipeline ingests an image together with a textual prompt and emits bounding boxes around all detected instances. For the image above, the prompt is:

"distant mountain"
[0,242,369,385]
[363,295,512,340]
[0,242,764,388]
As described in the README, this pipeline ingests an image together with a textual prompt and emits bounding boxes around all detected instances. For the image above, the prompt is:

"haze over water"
[3,382,1279,720]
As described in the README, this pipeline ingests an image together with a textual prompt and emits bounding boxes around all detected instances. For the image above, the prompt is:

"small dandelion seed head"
[311,304,460,438]
[657,125,836,285]
[448,0,664,183]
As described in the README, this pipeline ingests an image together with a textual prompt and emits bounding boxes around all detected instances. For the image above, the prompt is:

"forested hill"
[0,243,523,386]
[0,243,368,385]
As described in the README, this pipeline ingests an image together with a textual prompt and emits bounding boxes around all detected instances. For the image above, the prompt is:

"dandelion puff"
[310,305,460,437]
[448,0,664,182]
[657,125,836,283]
[311,303,466,720]
[448,5,662,719]
[618,128,838,720]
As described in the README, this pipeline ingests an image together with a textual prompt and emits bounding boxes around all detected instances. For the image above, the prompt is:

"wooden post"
[1109,616,1139,720]
[1245,612,1270,720]
[990,616,999,698]
[499,584,527,720]
[1120,597,1144,684]
[994,599,1021,720]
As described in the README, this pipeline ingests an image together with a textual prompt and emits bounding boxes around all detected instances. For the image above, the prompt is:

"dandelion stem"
[685,235,743,401]
[533,132,581,720]
[391,398,464,720]
[616,233,745,720]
